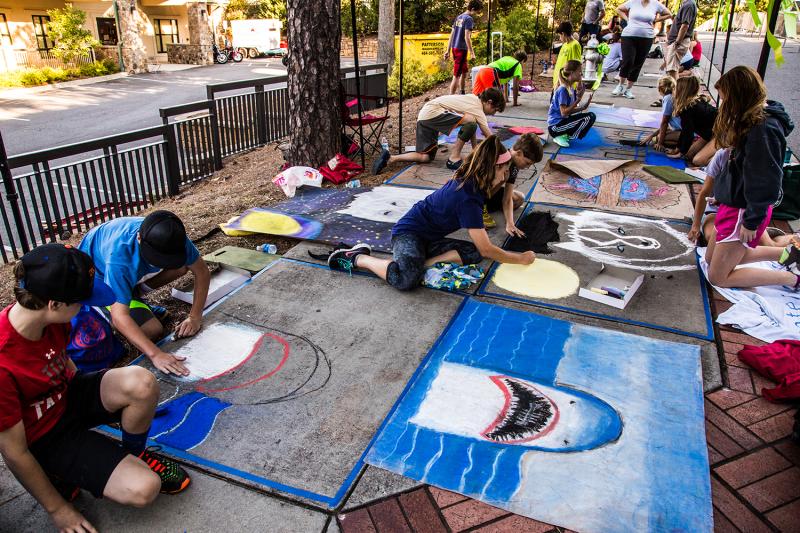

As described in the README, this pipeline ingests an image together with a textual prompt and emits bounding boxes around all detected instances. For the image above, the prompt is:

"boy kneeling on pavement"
[0,244,189,533]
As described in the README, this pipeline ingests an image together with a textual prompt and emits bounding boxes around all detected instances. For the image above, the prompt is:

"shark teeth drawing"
[482,376,559,443]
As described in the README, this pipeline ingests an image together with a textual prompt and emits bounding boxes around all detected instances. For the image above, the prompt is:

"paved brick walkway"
[337,214,800,533]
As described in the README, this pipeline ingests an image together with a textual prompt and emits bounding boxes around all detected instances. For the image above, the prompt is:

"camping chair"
[341,89,389,161]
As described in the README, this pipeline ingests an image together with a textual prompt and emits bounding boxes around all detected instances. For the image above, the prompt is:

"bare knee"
[128,471,161,507]
[121,367,158,403]
[707,268,731,287]
[140,318,164,340]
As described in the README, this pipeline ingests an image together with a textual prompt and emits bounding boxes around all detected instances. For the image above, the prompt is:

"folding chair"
[341,90,389,161]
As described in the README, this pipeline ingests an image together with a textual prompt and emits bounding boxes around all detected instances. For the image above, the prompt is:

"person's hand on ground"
[687,225,701,243]
[739,227,756,245]
[505,222,526,238]
[175,315,202,339]
[519,251,536,265]
[151,351,189,377]
[653,143,666,152]
[51,503,97,533]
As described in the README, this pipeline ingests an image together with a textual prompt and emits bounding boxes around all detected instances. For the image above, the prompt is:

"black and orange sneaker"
[138,447,191,494]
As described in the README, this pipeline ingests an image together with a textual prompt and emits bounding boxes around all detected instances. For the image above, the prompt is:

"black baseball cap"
[139,210,188,269]
[20,243,115,306]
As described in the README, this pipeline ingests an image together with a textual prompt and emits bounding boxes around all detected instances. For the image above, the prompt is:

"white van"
[230,19,285,59]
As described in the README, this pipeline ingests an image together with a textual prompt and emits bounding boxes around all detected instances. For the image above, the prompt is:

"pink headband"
[496,151,512,165]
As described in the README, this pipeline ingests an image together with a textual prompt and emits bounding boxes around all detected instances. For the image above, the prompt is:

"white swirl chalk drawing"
[336,186,432,223]
[553,210,695,271]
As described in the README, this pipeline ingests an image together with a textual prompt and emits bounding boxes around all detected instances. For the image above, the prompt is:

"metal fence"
[0,63,388,262]
[0,48,96,73]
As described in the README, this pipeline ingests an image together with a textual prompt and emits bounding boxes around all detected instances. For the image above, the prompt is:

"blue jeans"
[387,233,482,291]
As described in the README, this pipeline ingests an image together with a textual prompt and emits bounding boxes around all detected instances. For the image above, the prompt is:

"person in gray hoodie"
[705,66,796,290]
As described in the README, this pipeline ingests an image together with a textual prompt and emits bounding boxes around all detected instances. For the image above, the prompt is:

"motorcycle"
[213,41,243,64]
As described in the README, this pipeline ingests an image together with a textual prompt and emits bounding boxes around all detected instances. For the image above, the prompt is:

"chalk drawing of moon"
[336,186,432,223]
[553,210,695,271]
[234,210,323,238]
[410,362,622,452]
[173,323,266,383]
[492,259,580,299]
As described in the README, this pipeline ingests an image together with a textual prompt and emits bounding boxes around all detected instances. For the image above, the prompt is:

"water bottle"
[380,137,389,151]
[345,179,361,188]
[256,243,277,254]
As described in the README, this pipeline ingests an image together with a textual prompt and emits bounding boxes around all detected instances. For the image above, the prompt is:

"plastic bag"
[272,166,324,197]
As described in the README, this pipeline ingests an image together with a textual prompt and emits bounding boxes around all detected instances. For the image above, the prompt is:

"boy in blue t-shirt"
[326,136,535,291]
[547,59,596,148]
[445,0,483,95]
[77,210,210,377]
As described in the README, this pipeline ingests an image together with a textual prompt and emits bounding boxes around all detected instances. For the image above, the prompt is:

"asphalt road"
[0,57,359,158]
[699,31,800,155]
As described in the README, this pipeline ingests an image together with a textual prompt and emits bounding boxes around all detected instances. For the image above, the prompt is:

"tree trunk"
[286,0,341,167]
[555,0,573,23]
[377,0,395,73]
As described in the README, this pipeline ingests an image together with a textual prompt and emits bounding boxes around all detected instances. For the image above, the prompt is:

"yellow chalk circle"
[492,259,580,299]
[237,211,302,236]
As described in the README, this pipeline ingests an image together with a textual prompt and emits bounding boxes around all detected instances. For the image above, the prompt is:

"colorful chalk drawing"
[532,160,693,219]
[491,259,580,299]
[145,318,330,451]
[553,210,696,271]
[222,186,432,252]
[588,104,663,129]
[367,299,712,533]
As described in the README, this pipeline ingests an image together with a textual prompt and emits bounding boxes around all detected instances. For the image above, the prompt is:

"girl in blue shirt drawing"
[548,60,597,148]
[325,136,536,290]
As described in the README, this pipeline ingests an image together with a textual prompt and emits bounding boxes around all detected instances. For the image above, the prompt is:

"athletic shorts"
[100,299,157,327]
[715,204,773,249]
[415,112,463,158]
[28,371,128,498]
[472,67,500,95]
[452,48,469,76]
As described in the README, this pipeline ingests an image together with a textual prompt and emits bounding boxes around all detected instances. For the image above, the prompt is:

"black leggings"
[620,36,653,82]
[548,112,597,140]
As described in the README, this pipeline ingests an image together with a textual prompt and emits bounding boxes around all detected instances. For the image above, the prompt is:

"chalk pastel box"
[579,265,644,310]
[171,265,251,308]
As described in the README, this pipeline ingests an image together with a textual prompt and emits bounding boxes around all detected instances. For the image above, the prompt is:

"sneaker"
[611,84,624,96]
[779,238,800,270]
[623,88,635,99]
[445,158,463,171]
[372,148,390,175]
[138,447,191,494]
[483,206,497,228]
[552,135,571,148]
[327,243,372,273]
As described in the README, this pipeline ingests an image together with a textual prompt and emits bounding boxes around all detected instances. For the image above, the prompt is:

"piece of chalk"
[590,287,609,295]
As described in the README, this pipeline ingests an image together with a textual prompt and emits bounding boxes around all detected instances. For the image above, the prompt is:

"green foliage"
[341,0,379,36]
[399,0,463,34]
[45,4,99,62]
[225,0,287,23]
[0,61,118,88]
[472,6,553,64]
[387,56,450,98]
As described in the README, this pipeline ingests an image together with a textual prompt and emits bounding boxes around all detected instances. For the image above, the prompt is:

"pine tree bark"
[377,0,395,73]
[285,0,341,167]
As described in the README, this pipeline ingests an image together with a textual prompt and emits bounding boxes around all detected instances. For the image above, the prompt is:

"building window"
[96,17,118,46]
[32,15,53,51]
[154,19,178,53]
[0,14,11,47]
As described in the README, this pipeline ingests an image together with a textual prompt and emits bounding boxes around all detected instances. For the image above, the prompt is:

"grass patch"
[0,59,120,88]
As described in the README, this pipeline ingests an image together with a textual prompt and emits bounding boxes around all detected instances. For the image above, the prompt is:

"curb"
[0,71,129,98]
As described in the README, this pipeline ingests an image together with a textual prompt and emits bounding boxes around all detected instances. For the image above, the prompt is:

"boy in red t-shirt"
[0,244,190,533]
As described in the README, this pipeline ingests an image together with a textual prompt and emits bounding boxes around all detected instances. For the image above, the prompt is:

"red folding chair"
[341,91,389,161]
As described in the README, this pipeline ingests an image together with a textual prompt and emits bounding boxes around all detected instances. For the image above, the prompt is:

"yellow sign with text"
[395,34,451,74]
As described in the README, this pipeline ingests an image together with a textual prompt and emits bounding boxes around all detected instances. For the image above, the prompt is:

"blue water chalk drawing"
[150,391,232,450]
[366,299,711,533]
[567,175,653,201]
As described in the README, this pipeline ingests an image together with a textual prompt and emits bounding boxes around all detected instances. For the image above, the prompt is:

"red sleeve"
[0,369,22,433]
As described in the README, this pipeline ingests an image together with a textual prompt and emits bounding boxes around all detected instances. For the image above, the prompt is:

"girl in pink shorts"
[705,66,797,290]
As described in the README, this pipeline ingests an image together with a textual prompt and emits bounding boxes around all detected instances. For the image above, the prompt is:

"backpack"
[646,45,663,59]
[772,164,800,220]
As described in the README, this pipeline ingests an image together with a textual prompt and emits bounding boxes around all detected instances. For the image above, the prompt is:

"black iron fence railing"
[0,63,388,263]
